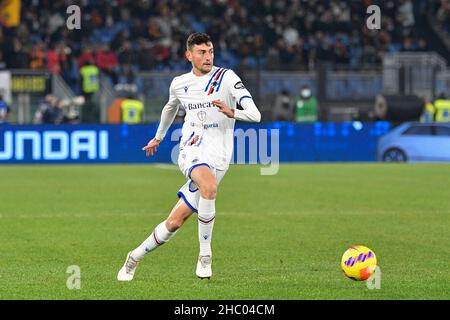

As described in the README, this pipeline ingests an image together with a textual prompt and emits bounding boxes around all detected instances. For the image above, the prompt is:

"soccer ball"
[341,245,377,281]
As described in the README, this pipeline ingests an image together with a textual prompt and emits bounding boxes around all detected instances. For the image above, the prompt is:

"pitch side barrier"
[0,122,390,164]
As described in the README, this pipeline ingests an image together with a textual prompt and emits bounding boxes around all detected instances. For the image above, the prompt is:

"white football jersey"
[163,66,257,170]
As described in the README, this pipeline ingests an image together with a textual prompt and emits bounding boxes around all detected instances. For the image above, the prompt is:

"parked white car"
[377,122,450,162]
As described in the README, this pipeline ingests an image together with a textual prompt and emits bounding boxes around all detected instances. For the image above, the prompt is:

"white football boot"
[117,252,139,281]
[196,255,212,279]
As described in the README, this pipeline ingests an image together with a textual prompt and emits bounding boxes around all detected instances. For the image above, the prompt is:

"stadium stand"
[0,1,445,82]
[1,0,449,123]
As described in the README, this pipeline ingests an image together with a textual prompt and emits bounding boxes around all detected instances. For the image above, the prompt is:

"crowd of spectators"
[0,0,439,94]
[431,0,450,36]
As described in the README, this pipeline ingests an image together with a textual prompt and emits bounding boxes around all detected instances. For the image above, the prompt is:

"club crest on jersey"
[197,110,207,122]
[183,86,188,93]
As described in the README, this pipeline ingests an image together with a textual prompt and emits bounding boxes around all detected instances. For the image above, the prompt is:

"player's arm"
[143,81,180,157]
[213,70,261,122]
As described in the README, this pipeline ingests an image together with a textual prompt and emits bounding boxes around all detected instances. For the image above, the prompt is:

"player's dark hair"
[186,33,212,51]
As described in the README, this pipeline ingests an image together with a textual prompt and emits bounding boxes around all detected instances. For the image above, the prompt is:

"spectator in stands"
[80,59,100,123]
[4,38,29,69]
[116,63,142,93]
[434,93,450,122]
[30,42,46,70]
[77,46,96,70]
[42,98,64,124]
[136,39,156,71]
[95,44,119,84]
[47,43,62,74]
[117,41,137,66]
[420,96,436,123]
[333,38,350,65]
[401,37,415,51]
[0,0,440,74]
[295,85,318,123]
[398,0,416,30]
[61,48,81,95]
[435,0,449,24]
[416,38,429,51]
[273,89,294,121]
[120,94,144,124]
[0,94,10,124]
[34,95,57,124]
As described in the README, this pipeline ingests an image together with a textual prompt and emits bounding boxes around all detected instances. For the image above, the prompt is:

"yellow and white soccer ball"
[341,245,377,281]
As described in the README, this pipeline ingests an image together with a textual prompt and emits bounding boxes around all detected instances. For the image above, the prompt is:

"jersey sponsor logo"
[203,123,219,130]
[234,81,246,89]
[184,102,214,110]
[190,122,219,130]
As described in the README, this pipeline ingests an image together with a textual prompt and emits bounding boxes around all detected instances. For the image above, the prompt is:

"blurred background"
[0,0,449,163]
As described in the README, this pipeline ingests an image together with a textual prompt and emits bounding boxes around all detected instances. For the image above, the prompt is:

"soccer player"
[117,32,261,281]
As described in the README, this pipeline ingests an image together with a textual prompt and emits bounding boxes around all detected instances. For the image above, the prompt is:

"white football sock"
[131,220,176,261]
[198,197,216,257]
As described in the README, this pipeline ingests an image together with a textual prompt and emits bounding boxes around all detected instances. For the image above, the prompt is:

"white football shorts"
[177,147,227,213]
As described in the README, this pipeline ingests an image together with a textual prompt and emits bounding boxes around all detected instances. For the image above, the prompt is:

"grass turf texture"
[0,163,449,300]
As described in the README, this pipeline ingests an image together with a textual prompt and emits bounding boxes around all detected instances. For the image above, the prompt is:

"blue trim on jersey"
[215,69,229,92]
[188,162,210,179]
[177,191,198,213]
[185,131,194,145]
[194,135,203,147]
[204,67,222,92]
[239,95,253,104]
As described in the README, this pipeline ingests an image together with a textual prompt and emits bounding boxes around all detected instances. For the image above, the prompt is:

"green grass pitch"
[0,163,449,299]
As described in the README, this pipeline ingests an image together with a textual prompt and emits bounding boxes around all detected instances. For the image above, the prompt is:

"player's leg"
[165,198,197,231]
[189,164,217,278]
[131,198,194,259]
[117,199,193,281]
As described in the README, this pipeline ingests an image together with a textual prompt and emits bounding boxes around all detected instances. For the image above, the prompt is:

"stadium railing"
[383,52,447,100]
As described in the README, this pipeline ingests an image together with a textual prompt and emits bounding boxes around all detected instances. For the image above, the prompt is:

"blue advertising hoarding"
[0,122,391,164]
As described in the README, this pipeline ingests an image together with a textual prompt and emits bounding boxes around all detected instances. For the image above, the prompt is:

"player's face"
[187,42,214,75]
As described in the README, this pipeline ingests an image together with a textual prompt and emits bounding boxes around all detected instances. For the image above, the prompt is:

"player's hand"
[212,99,235,118]
[142,138,161,157]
